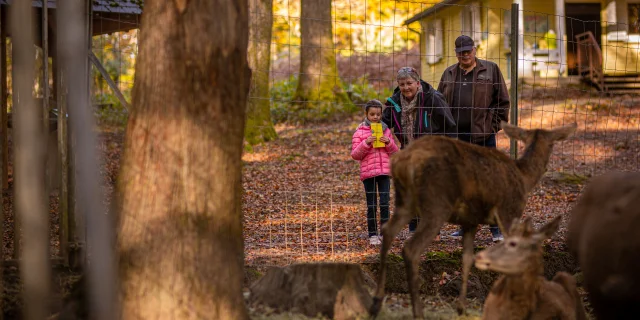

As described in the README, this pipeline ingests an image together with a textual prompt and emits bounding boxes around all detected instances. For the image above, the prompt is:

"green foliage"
[270,75,391,124]
[346,78,393,108]
[272,0,426,56]
[93,92,129,127]
[103,0,144,8]
[91,30,137,128]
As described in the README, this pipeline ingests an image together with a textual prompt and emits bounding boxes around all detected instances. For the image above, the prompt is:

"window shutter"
[435,19,443,60]
[471,2,482,43]
[504,9,511,49]
[425,19,443,64]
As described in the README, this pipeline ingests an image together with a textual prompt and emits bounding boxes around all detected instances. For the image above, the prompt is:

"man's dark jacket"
[438,58,510,143]
[382,80,456,148]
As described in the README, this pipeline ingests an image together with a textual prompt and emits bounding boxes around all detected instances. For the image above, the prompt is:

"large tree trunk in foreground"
[295,0,349,109]
[116,1,250,319]
[245,0,277,146]
[250,263,373,319]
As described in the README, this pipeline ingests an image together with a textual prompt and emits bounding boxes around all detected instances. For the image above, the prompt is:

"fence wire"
[242,0,640,267]
[5,0,638,283]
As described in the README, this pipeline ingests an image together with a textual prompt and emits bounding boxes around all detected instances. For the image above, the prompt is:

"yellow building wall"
[420,4,466,88]
[419,2,507,89]
[480,0,511,81]
[418,0,640,79]
[601,41,640,75]
[419,0,568,83]
[600,0,640,76]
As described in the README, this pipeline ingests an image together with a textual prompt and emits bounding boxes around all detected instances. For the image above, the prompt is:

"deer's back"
[391,136,526,204]
[567,172,640,308]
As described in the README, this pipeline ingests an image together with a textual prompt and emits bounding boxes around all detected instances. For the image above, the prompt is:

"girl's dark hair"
[365,99,383,112]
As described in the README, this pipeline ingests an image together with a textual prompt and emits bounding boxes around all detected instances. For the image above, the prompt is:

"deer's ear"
[549,123,577,141]
[533,215,562,242]
[522,216,535,236]
[507,217,521,235]
[502,122,528,141]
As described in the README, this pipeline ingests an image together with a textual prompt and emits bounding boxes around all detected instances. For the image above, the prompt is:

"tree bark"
[250,263,373,320]
[245,0,277,146]
[295,0,348,108]
[12,1,51,319]
[116,1,250,319]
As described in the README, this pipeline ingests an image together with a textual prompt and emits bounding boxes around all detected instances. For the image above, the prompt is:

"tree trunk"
[250,263,373,320]
[116,1,250,319]
[12,1,51,319]
[245,0,277,146]
[295,0,349,109]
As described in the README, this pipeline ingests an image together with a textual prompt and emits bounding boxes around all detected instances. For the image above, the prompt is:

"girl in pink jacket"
[351,100,399,245]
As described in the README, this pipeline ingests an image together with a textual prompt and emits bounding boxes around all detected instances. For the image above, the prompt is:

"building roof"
[0,0,142,15]
[405,0,460,25]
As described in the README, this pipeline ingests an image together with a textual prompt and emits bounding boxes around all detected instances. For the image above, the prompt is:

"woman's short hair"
[396,66,420,82]
[364,99,384,112]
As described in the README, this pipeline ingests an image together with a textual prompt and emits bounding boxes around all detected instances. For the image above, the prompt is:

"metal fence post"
[509,3,519,159]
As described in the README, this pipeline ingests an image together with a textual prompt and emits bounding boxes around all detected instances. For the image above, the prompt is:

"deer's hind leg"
[456,224,478,315]
[402,204,451,319]
[371,204,412,317]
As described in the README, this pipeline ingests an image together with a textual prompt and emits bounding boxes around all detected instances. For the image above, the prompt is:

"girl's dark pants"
[363,175,390,237]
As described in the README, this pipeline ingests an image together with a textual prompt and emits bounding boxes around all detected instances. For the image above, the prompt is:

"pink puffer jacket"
[351,124,399,181]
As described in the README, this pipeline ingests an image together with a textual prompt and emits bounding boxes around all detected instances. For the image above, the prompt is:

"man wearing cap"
[438,35,510,242]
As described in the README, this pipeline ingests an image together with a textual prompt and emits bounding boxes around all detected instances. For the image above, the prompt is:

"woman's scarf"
[400,85,423,145]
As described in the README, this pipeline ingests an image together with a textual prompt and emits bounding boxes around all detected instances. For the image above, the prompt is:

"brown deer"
[475,216,587,320]
[370,122,577,319]
[567,171,640,320]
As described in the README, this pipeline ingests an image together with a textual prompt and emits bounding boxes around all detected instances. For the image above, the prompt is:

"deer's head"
[474,215,562,275]
[501,121,577,146]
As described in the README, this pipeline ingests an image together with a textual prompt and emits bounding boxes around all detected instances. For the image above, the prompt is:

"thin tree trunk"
[117,1,251,319]
[295,0,347,107]
[245,0,277,146]
[0,6,4,317]
[0,6,7,191]
[55,55,70,267]
[58,0,116,318]
[12,1,51,319]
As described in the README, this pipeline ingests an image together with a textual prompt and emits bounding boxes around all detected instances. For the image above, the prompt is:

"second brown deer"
[370,122,577,319]
[475,216,587,320]
[567,171,640,320]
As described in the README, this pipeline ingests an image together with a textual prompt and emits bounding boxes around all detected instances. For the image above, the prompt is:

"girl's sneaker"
[369,235,381,245]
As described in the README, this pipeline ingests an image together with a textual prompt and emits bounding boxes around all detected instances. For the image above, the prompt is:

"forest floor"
[242,87,640,267]
[241,86,637,319]
[0,86,636,318]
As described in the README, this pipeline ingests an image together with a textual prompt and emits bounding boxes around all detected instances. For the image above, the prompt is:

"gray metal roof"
[0,0,142,15]
[405,0,460,25]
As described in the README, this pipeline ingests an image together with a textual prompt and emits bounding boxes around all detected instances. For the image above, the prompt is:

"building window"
[425,19,443,64]
[629,4,640,34]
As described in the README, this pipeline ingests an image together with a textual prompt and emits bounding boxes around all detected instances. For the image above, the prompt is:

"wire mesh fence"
[243,0,640,267]
[91,9,139,127]
[0,0,639,317]
[3,0,639,292]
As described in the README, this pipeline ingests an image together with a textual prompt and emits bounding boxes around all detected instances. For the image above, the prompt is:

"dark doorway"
[566,3,602,75]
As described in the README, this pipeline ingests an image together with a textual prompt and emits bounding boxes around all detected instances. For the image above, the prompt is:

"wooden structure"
[0,0,141,266]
